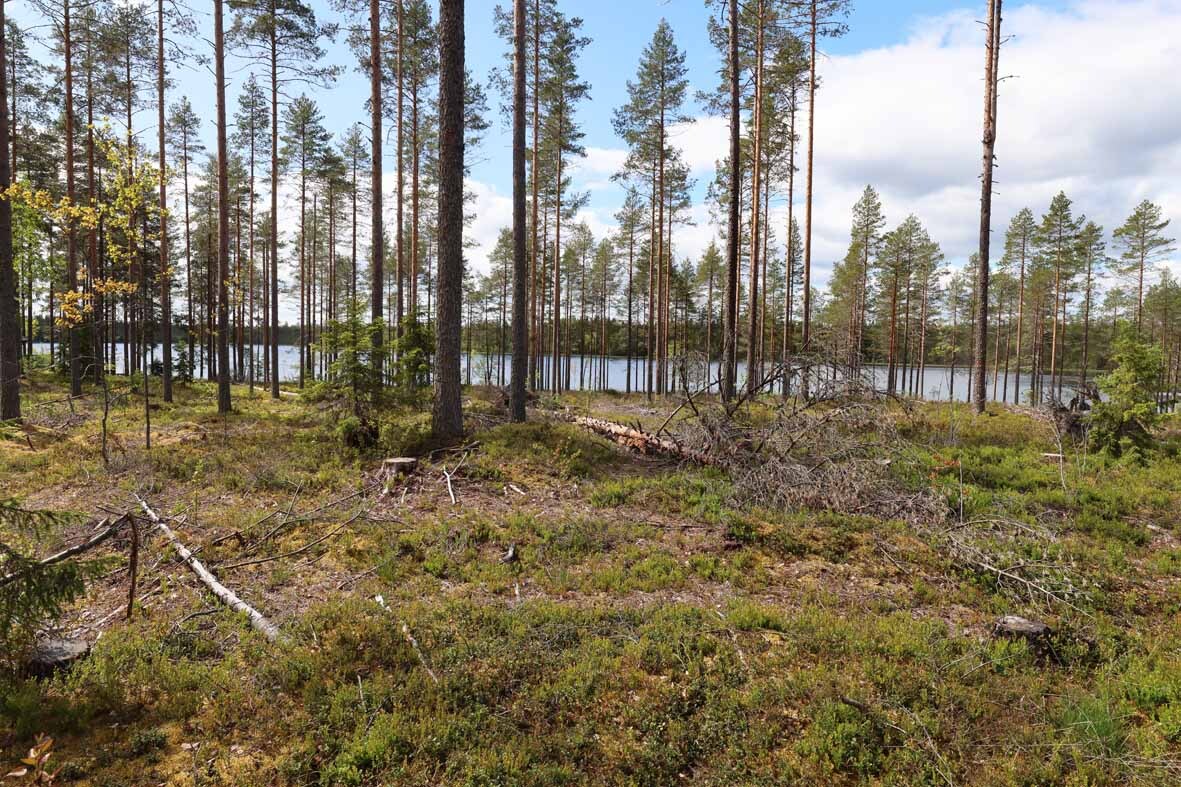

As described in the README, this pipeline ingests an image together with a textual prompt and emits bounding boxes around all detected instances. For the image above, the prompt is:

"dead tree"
[972,0,1003,414]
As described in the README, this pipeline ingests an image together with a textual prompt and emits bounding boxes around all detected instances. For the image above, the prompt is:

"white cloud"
[805,0,1181,277]
[559,0,1181,291]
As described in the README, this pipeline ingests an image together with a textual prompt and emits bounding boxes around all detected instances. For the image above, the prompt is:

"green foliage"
[1090,332,1163,456]
[309,301,388,448]
[391,314,435,403]
[172,341,194,385]
[798,699,887,777]
[0,501,90,662]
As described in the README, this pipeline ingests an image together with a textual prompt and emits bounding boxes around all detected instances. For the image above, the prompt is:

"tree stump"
[25,637,89,678]
[382,458,418,479]
[993,615,1059,662]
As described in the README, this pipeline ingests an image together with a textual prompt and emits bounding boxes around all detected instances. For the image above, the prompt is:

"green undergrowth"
[4,381,1181,784]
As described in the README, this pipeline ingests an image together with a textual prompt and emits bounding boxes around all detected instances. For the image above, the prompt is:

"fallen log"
[568,415,718,466]
[136,494,282,643]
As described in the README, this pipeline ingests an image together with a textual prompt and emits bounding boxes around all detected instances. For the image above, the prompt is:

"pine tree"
[1034,191,1082,401]
[0,0,17,421]
[847,185,886,372]
[232,76,269,393]
[229,0,337,397]
[540,13,589,395]
[281,95,331,389]
[1078,220,1106,388]
[166,98,204,377]
[1001,208,1035,403]
[1114,200,1175,335]
[432,0,464,440]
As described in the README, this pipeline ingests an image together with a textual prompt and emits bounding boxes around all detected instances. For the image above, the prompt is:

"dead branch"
[136,494,283,643]
[0,514,132,587]
[217,507,368,571]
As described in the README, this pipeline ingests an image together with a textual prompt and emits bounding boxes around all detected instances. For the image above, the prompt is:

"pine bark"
[509,0,528,422]
[720,0,740,402]
[215,0,231,413]
[972,0,1002,414]
[432,0,464,440]
[0,0,18,421]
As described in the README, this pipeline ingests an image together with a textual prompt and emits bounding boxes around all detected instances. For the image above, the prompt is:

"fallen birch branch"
[136,494,283,643]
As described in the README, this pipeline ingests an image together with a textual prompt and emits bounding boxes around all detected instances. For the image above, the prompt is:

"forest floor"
[3,373,1181,785]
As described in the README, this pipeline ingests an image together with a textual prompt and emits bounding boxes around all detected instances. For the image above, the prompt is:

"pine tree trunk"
[215,0,231,414]
[508,0,527,420]
[64,0,80,397]
[0,0,18,421]
[370,0,383,373]
[157,0,172,401]
[432,0,464,439]
[801,1,818,355]
[972,0,1002,414]
[721,0,740,402]
[269,0,279,398]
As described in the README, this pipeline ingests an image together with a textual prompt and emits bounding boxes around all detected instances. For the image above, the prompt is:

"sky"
[13,0,1181,317]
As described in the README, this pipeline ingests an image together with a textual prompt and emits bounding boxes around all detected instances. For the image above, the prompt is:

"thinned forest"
[2,0,1181,785]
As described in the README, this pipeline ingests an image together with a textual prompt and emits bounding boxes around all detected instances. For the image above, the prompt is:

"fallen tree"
[136,494,282,643]
[568,415,719,466]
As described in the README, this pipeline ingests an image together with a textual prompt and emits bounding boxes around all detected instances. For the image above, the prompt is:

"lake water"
[30,342,1083,404]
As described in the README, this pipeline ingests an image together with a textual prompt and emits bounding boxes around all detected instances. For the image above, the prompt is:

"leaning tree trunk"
[432,0,464,440]
[972,0,1002,415]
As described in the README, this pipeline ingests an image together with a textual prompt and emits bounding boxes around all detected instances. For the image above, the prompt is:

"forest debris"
[136,494,283,643]
[993,614,1049,640]
[569,415,718,465]
[0,514,131,587]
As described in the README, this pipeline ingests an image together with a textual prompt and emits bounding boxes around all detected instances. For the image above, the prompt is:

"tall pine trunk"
[157,0,172,401]
[508,0,527,422]
[369,0,383,374]
[972,0,1002,414]
[215,0,231,413]
[0,0,18,421]
[432,0,464,439]
[720,0,740,402]
[64,0,80,397]
[269,0,280,397]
